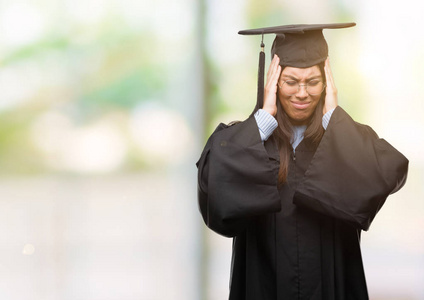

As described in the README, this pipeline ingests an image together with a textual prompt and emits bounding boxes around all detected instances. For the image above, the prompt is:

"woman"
[196,23,408,300]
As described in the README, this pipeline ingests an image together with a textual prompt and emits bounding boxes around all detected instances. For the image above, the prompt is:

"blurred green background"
[0,0,423,299]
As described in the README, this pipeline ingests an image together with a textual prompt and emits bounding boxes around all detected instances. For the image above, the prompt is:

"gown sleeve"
[293,106,409,231]
[196,116,281,237]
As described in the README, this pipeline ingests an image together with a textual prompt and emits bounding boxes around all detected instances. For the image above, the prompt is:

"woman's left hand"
[323,57,338,115]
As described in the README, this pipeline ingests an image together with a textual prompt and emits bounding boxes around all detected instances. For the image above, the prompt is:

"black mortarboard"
[238,23,356,113]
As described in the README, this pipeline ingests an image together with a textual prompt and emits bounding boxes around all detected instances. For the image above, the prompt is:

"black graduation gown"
[196,107,408,300]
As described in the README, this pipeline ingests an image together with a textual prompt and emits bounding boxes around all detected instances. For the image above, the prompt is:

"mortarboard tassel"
[253,34,265,115]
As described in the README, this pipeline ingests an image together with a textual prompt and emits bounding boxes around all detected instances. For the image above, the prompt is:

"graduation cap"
[238,23,356,113]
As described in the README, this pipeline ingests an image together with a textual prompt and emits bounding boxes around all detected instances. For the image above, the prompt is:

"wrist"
[323,104,337,115]
[262,105,277,117]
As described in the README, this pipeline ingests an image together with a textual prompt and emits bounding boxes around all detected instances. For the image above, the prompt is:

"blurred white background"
[0,0,423,299]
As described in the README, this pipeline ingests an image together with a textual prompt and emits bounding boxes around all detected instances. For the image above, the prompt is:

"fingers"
[266,55,281,87]
[323,57,338,114]
[262,55,281,116]
[267,55,280,78]
[267,55,279,78]
[324,57,336,91]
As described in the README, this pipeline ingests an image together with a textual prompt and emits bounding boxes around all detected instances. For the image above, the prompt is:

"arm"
[294,110,408,231]
[196,117,280,237]
[294,58,408,231]
[196,56,284,237]
[254,109,278,141]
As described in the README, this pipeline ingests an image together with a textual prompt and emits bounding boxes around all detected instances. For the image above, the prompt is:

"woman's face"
[277,65,323,126]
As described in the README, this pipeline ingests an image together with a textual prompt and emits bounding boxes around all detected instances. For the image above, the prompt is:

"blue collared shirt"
[254,108,335,152]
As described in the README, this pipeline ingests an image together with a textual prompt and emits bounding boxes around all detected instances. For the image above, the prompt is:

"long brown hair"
[273,62,326,186]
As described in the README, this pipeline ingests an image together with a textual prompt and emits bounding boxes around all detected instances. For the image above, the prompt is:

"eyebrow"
[281,74,322,81]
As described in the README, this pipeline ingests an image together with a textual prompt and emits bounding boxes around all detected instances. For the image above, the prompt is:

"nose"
[295,84,308,98]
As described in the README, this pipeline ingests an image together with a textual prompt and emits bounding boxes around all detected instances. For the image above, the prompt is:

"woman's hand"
[263,55,281,117]
[323,57,338,115]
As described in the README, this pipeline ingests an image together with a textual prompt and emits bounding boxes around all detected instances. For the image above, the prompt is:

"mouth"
[291,101,311,110]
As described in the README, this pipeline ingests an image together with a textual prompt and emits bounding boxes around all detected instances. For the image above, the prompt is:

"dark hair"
[273,62,326,186]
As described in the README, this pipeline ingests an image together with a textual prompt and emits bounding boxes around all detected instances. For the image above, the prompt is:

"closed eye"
[284,80,298,86]
[307,79,321,87]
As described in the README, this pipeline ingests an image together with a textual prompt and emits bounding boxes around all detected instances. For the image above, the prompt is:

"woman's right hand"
[262,54,281,117]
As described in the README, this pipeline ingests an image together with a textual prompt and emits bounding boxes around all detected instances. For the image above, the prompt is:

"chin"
[288,113,310,126]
